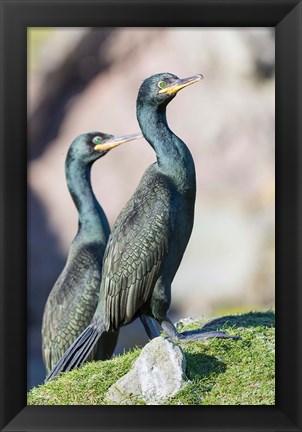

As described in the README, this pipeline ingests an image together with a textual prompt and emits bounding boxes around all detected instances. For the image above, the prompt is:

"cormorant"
[47,73,238,380]
[42,131,142,375]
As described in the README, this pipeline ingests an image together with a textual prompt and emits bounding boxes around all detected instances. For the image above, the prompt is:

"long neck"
[137,105,196,193]
[65,155,110,244]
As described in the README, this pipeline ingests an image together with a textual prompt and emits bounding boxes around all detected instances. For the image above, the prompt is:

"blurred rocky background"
[27,27,275,389]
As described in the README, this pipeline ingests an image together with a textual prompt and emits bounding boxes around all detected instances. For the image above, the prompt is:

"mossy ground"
[28,311,275,405]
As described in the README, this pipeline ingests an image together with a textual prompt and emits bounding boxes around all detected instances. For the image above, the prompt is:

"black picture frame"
[0,0,301,431]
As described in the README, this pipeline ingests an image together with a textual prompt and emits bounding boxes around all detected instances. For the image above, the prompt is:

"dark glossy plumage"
[42,243,106,372]
[101,167,172,330]
[95,73,200,334]
[42,131,140,374]
[47,72,238,381]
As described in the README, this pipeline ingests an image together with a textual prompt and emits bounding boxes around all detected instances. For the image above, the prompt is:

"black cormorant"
[47,73,238,380]
[42,131,141,375]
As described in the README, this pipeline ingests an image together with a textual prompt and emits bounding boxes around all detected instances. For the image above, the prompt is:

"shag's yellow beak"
[94,132,143,151]
[158,73,204,95]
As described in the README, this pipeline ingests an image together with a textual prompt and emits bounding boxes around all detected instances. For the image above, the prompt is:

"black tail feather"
[45,325,102,381]
[66,330,100,372]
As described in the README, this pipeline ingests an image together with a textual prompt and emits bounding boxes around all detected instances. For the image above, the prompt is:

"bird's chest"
[171,192,194,246]
[160,189,194,279]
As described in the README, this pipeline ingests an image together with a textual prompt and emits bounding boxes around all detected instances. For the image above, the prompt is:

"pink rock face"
[27,28,275,388]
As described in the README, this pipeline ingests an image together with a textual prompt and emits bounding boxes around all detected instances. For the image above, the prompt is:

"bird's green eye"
[158,81,167,89]
[93,136,102,145]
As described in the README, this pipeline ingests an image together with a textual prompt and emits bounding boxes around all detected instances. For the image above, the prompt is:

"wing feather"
[42,247,101,373]
[99,175,174,330]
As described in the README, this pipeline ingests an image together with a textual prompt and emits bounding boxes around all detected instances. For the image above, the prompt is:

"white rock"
[105,337,186,405]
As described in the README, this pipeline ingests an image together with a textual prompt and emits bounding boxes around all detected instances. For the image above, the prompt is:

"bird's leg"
[140,315,160,340]
[159,316,240,343]
[97,330,120,360]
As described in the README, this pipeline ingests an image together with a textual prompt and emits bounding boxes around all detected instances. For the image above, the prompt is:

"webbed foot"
[177,329,241,343]
[159,316,241,343]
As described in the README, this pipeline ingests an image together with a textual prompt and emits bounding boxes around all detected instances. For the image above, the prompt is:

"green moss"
[28,311,275,406]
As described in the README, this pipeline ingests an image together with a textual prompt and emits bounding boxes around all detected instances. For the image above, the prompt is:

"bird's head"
[68,131,142,164]
[137,72,204,109]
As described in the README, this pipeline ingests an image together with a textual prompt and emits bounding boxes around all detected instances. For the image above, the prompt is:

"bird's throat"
[65,157,110,242]
[137,105,196,193]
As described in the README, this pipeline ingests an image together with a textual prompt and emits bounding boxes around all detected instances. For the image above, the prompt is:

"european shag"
[42,131,141,375]
[47,73,238,380]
